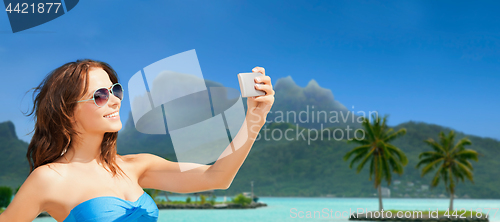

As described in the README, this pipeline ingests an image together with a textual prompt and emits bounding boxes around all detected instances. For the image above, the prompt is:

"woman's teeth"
[104,112,119,118]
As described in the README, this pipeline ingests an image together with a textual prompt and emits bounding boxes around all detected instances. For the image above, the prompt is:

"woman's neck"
[64,133,104,164]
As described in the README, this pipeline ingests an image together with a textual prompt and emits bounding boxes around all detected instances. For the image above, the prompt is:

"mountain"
[0,121,30,189]
[116,76,499,198]
[390,121,500,198]
[270,76,359,129]
[218,121,500,198]
[0,76,498,199]
[116,78,235,156]
[116,76,358,156]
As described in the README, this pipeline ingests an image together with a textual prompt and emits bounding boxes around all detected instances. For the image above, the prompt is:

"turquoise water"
[32,196,500,222]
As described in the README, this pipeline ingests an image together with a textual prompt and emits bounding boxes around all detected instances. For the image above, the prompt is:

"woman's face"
[72,67,122,135]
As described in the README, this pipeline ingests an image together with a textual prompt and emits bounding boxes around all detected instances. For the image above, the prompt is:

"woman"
[0,59,274,221]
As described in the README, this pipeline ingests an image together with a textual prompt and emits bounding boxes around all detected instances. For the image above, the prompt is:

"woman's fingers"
[250,66,274,98]
[254,75,271,85]
[252,94,275,104]
[252,67,266,75]
[254,84,275,96]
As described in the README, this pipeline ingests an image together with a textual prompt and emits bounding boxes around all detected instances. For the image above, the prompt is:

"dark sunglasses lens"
[112,84,123,100]
[94,88,110,107]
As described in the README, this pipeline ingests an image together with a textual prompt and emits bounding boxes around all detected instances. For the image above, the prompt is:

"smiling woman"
[0,59,275,222]
[26,60,127,179]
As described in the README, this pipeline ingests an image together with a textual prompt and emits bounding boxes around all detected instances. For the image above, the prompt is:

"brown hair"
[24,59,127,179]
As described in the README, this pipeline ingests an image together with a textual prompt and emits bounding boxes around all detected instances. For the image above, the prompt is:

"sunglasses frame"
[76,83,124,107]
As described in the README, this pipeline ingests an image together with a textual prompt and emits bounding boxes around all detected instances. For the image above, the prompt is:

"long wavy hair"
[24,59,127,178]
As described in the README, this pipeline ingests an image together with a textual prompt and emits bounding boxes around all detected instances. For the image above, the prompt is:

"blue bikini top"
[63,192,159,222]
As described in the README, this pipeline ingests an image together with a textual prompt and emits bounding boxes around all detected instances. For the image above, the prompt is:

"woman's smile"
[103,111,120,120]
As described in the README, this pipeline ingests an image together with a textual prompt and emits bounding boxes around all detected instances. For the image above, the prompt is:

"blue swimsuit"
[63,192,159,222]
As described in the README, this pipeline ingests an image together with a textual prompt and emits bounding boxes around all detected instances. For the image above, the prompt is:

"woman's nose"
[108,92,121,107]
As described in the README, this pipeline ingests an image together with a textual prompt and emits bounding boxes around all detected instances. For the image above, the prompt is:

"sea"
[32,196,500,222]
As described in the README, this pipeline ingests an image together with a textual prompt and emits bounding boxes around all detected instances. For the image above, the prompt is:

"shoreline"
[156,202,267,209]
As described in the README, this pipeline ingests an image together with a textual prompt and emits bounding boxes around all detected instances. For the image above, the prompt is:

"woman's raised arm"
[135,67,274,194]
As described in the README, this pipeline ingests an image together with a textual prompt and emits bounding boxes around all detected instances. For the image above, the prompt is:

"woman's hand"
[246,66,275,128]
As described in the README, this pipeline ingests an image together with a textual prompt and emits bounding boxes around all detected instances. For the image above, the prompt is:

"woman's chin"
[105,124,123,133]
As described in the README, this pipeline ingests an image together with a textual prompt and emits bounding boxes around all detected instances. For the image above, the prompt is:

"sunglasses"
[77,83,124,107]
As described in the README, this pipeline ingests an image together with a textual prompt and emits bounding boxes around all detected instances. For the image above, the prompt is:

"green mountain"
[218,121,500,199]
[117,76,360,156]
[269,76,359,129]
[0,121,30,189]
[116,78,237,156]
[1,76,498,199]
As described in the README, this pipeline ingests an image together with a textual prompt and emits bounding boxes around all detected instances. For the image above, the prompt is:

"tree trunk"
[449,192,454,211]
[165,191,171,202]
[377,185,384,211]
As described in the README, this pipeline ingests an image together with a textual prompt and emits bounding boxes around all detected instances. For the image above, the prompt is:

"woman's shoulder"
[0,164,65,221]
[29,164,66,186]
[22,164,66,206]
[30,162,72,195]
[32,163,63,177]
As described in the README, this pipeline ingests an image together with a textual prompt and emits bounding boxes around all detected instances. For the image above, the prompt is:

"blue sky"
[0,0,499,142]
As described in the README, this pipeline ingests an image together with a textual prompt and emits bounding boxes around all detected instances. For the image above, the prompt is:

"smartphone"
[238,72,266,97]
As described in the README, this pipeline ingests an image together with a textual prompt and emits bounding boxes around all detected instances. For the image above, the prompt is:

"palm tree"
[343,114,408,211]
[143,188,161,201]
[416,130,478,211]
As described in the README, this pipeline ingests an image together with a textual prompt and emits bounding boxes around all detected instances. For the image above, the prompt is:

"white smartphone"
[238,72,266,97]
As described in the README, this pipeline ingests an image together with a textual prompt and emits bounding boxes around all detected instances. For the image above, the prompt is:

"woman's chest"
[45,162,144,221]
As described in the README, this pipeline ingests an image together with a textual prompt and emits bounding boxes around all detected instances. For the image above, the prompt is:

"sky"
[0,0,499,143]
